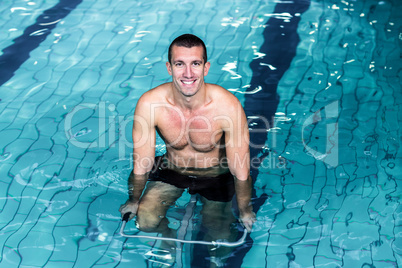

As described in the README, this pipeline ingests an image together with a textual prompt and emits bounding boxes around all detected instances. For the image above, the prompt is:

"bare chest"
[157,108,223,152]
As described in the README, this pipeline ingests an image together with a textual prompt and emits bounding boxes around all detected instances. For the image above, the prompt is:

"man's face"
[166,45,210,98]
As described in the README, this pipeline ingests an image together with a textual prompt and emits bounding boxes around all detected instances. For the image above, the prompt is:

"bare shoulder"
[133,84,171,120]
[137,83,170,106]
[207,83,242,112]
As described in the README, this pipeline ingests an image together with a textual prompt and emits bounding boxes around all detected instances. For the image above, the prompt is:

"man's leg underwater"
[198,196,238,266]
[136,181,184,233]
[199,196,237,240]
[136,180,184,257]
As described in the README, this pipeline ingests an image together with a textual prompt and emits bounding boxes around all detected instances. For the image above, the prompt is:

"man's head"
[168,34,207,64]
[166,34,210,98]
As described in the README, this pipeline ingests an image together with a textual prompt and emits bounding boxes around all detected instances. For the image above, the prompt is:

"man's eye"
[175,63,183,67]
[193,62,201,66]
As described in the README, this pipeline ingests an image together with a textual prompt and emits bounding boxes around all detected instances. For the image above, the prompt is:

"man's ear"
[166,62,172,75]
[204,61,211,76]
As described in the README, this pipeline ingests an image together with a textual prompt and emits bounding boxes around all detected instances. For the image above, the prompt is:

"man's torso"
[151,83,231,173]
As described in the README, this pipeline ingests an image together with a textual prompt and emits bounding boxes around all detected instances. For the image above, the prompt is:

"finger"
[239,219,249,231]
[245,221,253,232]
[243,217,255,231]
[119,203,128,212]
[120,207,130,217]
[251,216,256,223]
[120,210,126,217]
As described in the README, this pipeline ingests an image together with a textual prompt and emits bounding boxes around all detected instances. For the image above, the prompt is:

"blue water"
[0,0,401,267]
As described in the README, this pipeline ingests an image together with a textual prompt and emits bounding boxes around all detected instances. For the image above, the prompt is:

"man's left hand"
[239,207,256,232]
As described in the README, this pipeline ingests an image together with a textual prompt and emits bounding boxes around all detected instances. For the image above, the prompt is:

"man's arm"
[119,94,156,220]
[234,175,254,231]
[119,171,148,221]
[224,97,256,232]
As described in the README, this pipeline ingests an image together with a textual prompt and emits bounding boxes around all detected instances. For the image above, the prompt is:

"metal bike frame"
[120,213,248,247]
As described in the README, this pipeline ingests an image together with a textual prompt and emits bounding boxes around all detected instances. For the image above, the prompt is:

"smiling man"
[119,34,255,249]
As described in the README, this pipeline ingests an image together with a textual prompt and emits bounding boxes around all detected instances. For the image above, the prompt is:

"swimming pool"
[0,0,401,267]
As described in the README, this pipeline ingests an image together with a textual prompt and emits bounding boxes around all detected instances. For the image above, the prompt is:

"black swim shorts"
[148,156,235,202]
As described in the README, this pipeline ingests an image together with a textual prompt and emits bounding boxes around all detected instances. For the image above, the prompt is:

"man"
[119,34,255,243]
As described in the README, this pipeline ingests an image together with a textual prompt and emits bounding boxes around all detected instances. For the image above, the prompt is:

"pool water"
[0,0,401,267]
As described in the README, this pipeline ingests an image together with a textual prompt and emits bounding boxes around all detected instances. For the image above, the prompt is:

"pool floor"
[0,0,401,267]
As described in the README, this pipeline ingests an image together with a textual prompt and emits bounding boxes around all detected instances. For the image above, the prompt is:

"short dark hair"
[168,34,207,64]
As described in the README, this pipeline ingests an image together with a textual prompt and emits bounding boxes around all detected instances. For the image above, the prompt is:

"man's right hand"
[119,200,139,221]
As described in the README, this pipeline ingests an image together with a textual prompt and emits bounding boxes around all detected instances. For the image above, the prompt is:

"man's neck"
[172,84,208,111]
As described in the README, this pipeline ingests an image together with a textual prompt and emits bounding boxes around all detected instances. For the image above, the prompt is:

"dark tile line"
[0,0,83,87]
[227,1,311,267]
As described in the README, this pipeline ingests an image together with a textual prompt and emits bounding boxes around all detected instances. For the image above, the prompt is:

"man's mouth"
[182,80,196,85]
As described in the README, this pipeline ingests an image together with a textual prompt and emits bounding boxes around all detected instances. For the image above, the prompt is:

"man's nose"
[184,65,193,77]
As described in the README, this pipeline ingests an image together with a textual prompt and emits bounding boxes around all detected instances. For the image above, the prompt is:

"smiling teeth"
[183,81,194,84]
